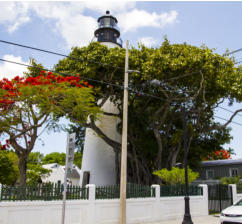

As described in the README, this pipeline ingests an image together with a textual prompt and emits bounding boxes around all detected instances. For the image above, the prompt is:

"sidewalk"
[146,215,220,224]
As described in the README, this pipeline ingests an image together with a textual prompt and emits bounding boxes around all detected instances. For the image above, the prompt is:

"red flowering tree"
[0,71,99,185]
[203,149,232,161]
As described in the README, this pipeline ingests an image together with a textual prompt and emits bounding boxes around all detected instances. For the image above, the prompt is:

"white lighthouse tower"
[80,11,122,186]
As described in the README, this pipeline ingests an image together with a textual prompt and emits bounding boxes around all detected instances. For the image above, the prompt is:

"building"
[42,163,82,186]
[197,159,242,181]
[80,11,122,187]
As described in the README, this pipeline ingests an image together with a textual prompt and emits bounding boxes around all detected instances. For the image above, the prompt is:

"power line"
[1,57,242,127]
[224,48,242,56]
[218,106,242,117]
[0,58,175,103]
[0,39,124,70]
[214,115,242,126]
[0,39,209,85]
[0,58,122,88]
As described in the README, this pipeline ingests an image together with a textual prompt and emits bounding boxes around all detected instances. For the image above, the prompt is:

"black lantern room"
[94,11,122,47]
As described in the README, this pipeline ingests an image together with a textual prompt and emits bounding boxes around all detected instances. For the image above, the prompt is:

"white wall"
[230,184,242,204]
[0,184,208,224]
[42,164,65,184]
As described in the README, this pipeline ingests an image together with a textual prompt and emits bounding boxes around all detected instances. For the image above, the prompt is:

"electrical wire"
[1,57,242,127]
[0,58,122,88]
[214,115,242,126]
[218,106,242,117]
[0,39,124,70]
[224,48,242,56]
[0,39,207,85]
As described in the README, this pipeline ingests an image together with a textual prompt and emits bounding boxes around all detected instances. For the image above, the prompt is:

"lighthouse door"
[82,171,90,187]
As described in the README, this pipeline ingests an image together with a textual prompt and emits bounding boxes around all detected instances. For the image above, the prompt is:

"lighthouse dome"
[94,10,122,47]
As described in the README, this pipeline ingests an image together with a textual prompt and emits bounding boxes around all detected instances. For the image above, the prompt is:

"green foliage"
[153,167,199,185]
[54,40,241,184]
[221,176,241,185]
[26,164,51,186]
[0,61,100,185]
[74,151,82,169]
[27,152,44,164]
[0,151,19,185]
[42,152,66,165]
[42,151,82,168]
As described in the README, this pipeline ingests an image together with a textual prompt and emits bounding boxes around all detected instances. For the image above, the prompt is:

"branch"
[222,109,242,127]
[103,112,120,117]
[85,120,121,150]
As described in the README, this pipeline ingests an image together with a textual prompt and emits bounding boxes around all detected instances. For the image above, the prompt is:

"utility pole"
[120,40,129,224]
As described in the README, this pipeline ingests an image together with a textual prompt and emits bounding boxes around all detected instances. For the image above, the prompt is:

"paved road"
[145,215,220,224]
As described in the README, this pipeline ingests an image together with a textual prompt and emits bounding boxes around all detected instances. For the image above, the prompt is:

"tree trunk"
[18,154,28,186]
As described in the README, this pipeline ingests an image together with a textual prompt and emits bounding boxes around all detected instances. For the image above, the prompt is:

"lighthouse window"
[104,18,110,26]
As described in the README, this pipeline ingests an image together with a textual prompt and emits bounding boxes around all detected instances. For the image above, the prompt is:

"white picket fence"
[0,184,208,224]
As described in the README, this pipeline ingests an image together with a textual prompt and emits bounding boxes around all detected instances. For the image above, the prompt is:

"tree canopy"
[55,40,241,185]
[0,69,100,185]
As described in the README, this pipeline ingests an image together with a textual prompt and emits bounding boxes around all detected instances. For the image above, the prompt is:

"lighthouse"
[80,11,122,186]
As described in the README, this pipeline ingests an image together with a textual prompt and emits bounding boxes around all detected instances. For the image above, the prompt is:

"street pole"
[182,108,193,224]
[120,40,129,224]
[61,133,76,224]
[61,136,69,224]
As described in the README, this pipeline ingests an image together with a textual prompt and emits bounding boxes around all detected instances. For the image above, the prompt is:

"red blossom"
[0,73,94,111]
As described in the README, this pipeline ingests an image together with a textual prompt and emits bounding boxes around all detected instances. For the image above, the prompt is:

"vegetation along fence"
[160,184,203,197]
[0,183,89,201]
[236,184,242,194]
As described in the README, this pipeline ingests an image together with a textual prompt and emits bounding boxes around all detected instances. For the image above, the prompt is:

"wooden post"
[120,40,129,224]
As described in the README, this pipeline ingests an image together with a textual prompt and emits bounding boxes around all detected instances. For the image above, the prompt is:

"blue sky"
[0,1,241,158]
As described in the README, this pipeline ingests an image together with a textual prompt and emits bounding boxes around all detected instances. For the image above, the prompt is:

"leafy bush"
[153,167,199,185]
[221,176,241,185]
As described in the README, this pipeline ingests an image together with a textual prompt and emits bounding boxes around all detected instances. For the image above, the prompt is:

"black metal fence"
[96,183,155,199]
[1,183,203,201]
[160,184,203,197]
[208,184,233,213]
[0,183,88,201]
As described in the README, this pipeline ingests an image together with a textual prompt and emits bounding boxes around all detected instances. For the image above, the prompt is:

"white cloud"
[0,2,178,48]
[26,2,135,48]
[0,2,30,33]
[138,37,157,47]
[0,55,28,80]
[27,2,97,48]
[117,9,178,33]
[82,2,135,14]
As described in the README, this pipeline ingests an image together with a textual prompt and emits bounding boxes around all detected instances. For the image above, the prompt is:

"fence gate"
[208,184,233,213]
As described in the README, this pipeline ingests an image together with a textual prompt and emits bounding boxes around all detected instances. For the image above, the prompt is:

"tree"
[74,151,83,169]
[27,151,44,164]
[42,151,83,168]
[55,40,242,184]
[42,152,66,165]
[0,70,100,185]
[203,148,233,161]
[0,150,19,185]
[153,167,199,185]
[26,164,51,185]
